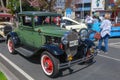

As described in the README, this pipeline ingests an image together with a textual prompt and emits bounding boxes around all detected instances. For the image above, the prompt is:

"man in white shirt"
[85,14,93,29]
[97,13,112,54]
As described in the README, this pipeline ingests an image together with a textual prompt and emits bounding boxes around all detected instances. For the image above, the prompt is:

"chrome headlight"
[61,31,79,45]
[79,28,88,41]
[61,30,79,56]
[61,36,68,45]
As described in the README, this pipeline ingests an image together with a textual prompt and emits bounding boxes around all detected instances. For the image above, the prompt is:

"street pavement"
[0,38,120,80]
[0,62,19,80]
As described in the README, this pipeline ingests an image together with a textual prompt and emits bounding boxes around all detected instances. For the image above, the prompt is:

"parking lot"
[0,38,120,80]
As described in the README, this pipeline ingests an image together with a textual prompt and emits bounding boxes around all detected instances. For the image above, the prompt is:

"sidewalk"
[0,62,19,80]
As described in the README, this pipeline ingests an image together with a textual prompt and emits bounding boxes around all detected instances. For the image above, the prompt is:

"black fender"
[36,44,64,56]
[84,39,95,48]
[6,32,20,46]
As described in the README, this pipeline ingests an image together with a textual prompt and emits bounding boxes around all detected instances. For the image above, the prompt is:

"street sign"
[65,8,72,18]
[91,0,105,11]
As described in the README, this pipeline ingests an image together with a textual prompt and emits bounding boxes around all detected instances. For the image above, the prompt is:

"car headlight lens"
[79,28,88,41]
[61,34,68,45]
[61,30,79,56]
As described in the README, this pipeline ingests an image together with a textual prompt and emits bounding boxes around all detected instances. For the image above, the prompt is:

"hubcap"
[8,40,13,53]
[41,55,53,75]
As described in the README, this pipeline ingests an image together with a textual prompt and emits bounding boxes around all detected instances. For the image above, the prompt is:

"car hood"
[0,22,13,25]
[65,23,87,32]
[34,25,68,37]
[79,23,87,28]
[0,22,13,28]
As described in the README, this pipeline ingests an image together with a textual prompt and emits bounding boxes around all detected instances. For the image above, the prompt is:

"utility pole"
[82,0,84,19]
[19,0,22,12]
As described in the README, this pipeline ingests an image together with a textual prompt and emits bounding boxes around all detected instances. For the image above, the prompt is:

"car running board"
[15,47,34,57]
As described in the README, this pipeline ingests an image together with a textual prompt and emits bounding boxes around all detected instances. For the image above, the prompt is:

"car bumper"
[58,52,97,69]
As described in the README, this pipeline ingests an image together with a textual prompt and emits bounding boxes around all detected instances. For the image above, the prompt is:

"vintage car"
[0,13,13,40]
[6,11,97,78]
[60,17,87,32]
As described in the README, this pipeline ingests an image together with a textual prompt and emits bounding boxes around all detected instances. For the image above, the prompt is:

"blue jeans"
[98,34,110,52]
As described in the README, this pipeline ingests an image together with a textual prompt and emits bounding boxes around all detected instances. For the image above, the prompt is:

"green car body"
[6,11,97,78]
[15,25,66,48]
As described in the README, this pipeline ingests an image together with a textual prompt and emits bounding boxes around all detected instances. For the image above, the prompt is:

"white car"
[60,17,87,32]
[0,13,13,40]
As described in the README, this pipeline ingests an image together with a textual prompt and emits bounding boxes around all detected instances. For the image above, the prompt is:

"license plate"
[69,40,78,47]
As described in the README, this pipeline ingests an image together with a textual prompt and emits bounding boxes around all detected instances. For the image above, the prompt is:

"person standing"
[85,13,93,29]
[97,13,112,54]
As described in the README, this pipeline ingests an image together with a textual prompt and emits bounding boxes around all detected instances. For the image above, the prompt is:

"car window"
[63,19,78,25]
[34,16,45,26]
[34,16,61,26]
[22,16,32,27]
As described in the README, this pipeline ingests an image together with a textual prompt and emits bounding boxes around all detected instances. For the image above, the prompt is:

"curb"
[0,62,19,80]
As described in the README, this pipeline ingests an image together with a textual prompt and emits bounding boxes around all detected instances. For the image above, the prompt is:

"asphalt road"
[0,38,120,80]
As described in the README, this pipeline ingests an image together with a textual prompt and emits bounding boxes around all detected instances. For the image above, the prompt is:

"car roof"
[18,11,61,16]
[0,13,12,17]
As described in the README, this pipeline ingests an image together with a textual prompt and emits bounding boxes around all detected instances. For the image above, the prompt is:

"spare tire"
[4,25,12,35]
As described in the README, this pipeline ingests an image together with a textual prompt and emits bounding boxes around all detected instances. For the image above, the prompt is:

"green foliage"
[22,2,39,11]
[1,0,56,14]
[26,0,56,11]
[0,71,7,80]
[6,0,19,14]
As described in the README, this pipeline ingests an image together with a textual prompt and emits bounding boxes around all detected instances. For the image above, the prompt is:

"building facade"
[75,0,91,19]
[55,0,66,10]
[74,0,119,19]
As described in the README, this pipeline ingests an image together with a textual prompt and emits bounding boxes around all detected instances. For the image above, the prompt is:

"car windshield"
[0,17,11,22]
[34,16,61,27]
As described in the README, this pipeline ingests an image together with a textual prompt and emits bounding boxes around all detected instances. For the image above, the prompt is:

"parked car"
[0,13,13,40]
[6,11,97,78]
[60,17,87,32]
[110,23,120,37]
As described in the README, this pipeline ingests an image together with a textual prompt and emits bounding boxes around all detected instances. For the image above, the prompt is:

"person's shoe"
[97,49,101,54]
[104,52,108,54]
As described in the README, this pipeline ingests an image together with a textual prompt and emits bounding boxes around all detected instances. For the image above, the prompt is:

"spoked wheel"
[7,37,15,54]
[41,51,59,78]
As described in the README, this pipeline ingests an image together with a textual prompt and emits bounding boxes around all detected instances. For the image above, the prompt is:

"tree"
[0,0,8,13]
[6,0,19,14]
[111,1,120,22]
[22,0,39,11]
[112,0,120,11]
[27,0,56,11]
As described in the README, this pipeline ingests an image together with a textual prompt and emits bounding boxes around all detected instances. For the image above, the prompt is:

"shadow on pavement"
[57,60,96,78]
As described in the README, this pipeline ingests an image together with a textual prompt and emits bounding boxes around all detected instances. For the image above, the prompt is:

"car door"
[18,16,35,47]
[18,16,43,48]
